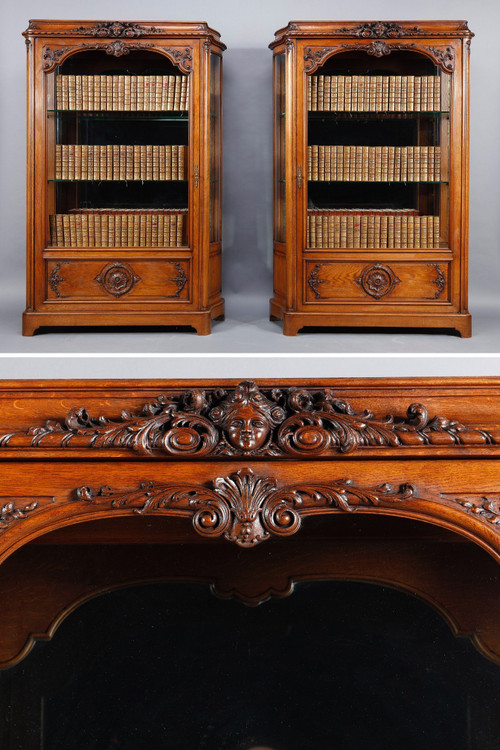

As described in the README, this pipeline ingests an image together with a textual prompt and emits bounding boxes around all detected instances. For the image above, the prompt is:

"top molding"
[270,20,474,48]
[0,378,499,461]
[23,19,226,50]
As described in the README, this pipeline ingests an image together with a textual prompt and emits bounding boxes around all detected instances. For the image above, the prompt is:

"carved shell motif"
[75,469,416,548]
[0,381,498,458]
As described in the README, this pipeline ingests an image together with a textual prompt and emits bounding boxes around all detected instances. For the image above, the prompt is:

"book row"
[307,145,441,182]
[55,145,187,181]
[307,212,440,249]
[49,211,186,248]
[56,74,189,111]
[308,75,442,112]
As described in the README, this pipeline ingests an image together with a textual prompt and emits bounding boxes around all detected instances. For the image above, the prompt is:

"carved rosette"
[0,381,498,458]
[355,264,400,299]
[75,469,416,548]
[95,262,141,298]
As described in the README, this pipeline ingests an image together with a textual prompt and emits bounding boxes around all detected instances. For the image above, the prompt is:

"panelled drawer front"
[46,259,189,301]
[305,261,448,304]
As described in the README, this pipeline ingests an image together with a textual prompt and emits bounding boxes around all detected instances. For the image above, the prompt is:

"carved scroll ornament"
[42,42,192,74]
[305,42,455,74]
[336,22,425,38]
[1,381,499,459]
[75,469,416,548]
[42,41,155,70]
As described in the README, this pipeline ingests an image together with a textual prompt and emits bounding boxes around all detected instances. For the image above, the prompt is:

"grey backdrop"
[1,0,499,354]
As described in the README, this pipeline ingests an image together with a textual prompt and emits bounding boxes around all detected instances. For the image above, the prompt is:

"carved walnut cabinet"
[1,377,500,743]
[270,21,473,336]
[22,20,224,335]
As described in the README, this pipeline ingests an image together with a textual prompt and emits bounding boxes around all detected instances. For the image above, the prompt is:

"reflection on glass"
[274,52,286,242]
[209,53,222,243]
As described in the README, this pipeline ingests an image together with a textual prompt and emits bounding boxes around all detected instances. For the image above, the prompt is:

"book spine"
[337,76,344,112]
[125,145,133,181]
[311,76,318,111]
[168,76,175,110]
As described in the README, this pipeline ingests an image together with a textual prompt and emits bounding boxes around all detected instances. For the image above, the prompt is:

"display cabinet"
[22,20,224,335]
[270,21,473,336]
[0,377,500,746]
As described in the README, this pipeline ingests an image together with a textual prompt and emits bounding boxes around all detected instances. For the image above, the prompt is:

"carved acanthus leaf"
[75,469,416,547]
[307,264,326,298]
[336,22,426,38]
[0,381,498,457]
[304,47,336,72]
[426,45,455,71]
[49,263,66,298]
[163,47,193,72]
[42,41,155,71]
[445,495,500,526]
[428,264,446,299]
[0,500,38,530]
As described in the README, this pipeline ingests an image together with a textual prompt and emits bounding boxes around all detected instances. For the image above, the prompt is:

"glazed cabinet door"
[296,39,461,313]
[42,43,196,305]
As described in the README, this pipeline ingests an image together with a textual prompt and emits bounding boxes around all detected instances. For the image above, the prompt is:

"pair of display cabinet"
[23,19,473,337]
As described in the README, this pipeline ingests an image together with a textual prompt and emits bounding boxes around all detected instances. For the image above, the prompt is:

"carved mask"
[225,405,270,452]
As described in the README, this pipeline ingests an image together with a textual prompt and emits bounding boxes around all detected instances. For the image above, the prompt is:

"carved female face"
[225,405,270,452]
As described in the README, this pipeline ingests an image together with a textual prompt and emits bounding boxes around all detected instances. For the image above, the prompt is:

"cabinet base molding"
[270,299,471,337]
[22,300,225,336]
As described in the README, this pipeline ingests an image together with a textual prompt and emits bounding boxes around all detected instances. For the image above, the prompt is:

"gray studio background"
[1,0,499,353]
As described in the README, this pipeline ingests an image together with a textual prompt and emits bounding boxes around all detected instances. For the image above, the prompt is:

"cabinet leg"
[282,316,299,336]
[22,316,39,336]
[195,318,212,335]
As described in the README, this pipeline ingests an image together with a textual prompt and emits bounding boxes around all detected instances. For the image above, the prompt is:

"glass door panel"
[209,53,221,243]
[274,52,286,242]
[47,51,190,249]
[306,51,450,250]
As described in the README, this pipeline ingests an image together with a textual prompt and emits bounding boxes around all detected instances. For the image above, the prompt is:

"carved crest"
[75,469,416,547]
[336,22,425,38]
[1,381,498,458]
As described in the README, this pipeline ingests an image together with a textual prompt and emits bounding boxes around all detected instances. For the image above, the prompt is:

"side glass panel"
[274,52,286,242]
[46,51,190,249]
[209,53,221,243]
[306,52,450,250]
